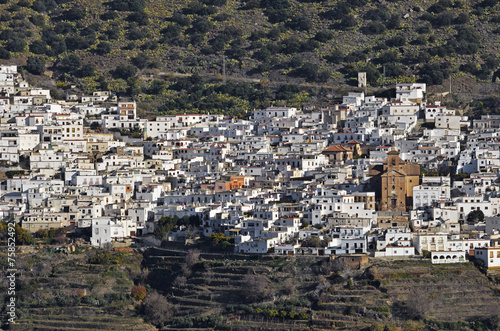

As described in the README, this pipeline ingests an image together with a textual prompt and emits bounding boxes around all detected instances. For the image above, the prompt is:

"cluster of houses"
[3,65,500,269]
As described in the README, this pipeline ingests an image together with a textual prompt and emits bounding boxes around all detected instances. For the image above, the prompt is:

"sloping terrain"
[144,248,500,330]
[2,247,500,330]
[0,248,154,331]
[0,0,499,94]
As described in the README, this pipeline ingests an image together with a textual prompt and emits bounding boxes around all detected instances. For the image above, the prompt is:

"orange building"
[214,176,245,192]
[369,150,420,211]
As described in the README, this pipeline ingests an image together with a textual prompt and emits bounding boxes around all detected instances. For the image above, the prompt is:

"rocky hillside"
[0,0,499,115]
[1,0,500,85]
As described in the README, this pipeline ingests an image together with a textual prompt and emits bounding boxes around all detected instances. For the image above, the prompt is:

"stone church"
[368,150,420,211]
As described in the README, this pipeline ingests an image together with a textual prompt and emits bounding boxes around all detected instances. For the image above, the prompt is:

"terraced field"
[145,248,500,330]
[0,248,154,331]
[13,307,154,331]
[3,247,500,330]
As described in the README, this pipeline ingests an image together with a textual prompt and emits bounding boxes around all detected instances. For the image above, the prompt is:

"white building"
[475,247,500,269]
[90,218,137,247]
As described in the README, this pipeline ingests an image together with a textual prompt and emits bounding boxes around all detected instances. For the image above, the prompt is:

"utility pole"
[383,65,386,88]
[222,55,226,85]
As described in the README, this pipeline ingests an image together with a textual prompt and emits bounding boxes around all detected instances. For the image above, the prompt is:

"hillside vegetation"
[142,248,500,330]
[0,248,155,331]
[2,247,500,330]
[0,0,500,114]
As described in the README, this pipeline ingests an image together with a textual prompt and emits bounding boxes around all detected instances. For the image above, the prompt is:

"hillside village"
[2,64,500,269]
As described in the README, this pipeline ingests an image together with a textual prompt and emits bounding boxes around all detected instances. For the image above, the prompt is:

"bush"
[387,35,406,47]
[131,285,147,300]
[128,27,148,40]
[418,62,450,85]
[292,62,321,82]
[261,0,290,10]
[280,36,301,54]
[112,64,137,79]
[286,15,313,31]
[26,56,45,75]
[108,0,145,11]
[14,224,33,245]
[65,36,90,51]
[314,30,334,42]
[476,0,499,8]
[467,210,485,224]
[454,12,469,24]
[101,10,119,20]
[60,54,82,73]
[321,3,350,20]
[32,0,57,12]
[94,42,111,55]
[365,6,390,21]
[190,17,213,34]
[340,15,357,29]
[0,48,10,59]
[241,273,271,302]
[77,63,96,78]
[482,54,500,70]
[142,292,173,325]
[386,14,400,29]
[276,84,300,100]
[7,38,26,52]
[385,63,404,77]
[433,11,454,27]
[182,2,217,15]
[377,50,398,64]
[428,0,452,13]
[30,40,48,54]
[364,21,386,34]
[64,6,86,20]
[127,11,149,25]
[132,53,149,69]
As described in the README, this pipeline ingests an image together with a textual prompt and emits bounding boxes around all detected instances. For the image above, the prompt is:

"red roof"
[323,145,351,153]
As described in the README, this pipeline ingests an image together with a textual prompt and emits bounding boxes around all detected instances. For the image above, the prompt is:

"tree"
[0,48,10,59]
[60,54,82,72]
[132,53,149,69]
[302,236,322,247]
[148,79,167,95]
[15,224,33,245]
[404,287,431,320]
[30,40,48,55]
[94,42,111,55]
[127,11,149,25]
[65,36,90,51]
[314,30,334,42]
[142,292,174,325]
[340,15,357,29]
[109,0,145,11]
[185,249,200,267]
[282,278,296,295]
[131,285,147,300]
[7,38,26,52]
[26,56,45,75]
[112,64,137,79]
[241,273,271,302]
[364,21,387,34]
[467,210,485,224]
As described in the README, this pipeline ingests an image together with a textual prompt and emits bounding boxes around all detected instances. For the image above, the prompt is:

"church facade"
[368,150,420,211]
